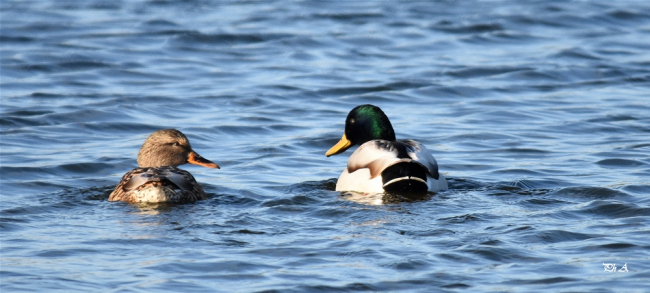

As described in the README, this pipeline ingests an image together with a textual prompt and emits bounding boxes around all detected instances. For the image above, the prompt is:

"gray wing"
[400,139,440,180]
[123,167,194,191]
[346,140,438,179]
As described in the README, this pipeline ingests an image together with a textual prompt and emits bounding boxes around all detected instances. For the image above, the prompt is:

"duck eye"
[172,142,180,147]
[349,119,355,124]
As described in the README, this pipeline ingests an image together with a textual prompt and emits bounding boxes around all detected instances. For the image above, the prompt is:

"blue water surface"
[1,0,650,292]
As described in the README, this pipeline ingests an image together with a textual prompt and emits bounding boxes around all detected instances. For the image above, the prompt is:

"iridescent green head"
[326,104,396,157]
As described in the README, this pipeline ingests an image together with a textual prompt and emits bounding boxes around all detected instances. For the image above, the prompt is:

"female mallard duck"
[326,104,448,194]
[109,129,219,203]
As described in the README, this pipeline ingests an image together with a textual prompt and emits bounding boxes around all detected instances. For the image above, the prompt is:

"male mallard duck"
[109,129,219,203]
[326,104,448,194]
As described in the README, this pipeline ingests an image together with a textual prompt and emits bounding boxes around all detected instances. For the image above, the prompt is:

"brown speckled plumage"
[108,129,219,203]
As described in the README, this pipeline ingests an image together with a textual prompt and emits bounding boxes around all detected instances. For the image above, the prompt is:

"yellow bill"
[325,134,352,157]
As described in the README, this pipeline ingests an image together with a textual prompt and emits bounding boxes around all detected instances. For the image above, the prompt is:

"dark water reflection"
[2,0,650,291]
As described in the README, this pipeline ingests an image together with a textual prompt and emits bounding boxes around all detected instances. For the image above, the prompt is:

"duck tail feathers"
[381,161,429,194]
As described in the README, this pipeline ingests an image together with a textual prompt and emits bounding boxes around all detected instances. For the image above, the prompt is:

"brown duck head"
[136,129,219,169]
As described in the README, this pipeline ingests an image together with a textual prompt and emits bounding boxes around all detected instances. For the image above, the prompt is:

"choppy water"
[2,0,650,291]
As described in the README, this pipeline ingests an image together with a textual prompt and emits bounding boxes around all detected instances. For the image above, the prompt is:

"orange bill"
[325,133,352,157]
[188,151,220,169]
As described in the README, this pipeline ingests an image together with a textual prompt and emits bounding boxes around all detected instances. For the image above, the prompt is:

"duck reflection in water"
[342,191,435,205]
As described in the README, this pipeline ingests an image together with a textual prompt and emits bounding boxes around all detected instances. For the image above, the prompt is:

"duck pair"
[109,104,448,203]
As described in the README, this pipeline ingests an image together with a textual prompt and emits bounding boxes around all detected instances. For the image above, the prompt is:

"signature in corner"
[603,263,628,272]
